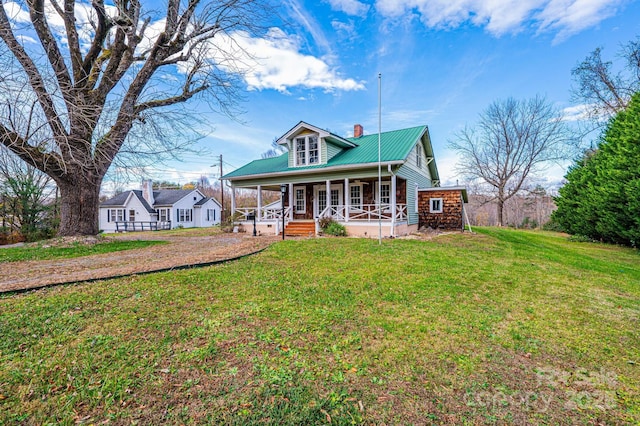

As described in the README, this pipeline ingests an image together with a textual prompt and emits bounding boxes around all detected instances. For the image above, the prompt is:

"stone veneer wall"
[417,189,464,230]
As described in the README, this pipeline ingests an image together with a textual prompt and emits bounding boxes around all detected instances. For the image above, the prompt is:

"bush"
[542,218,566,232]
[317,215,333,230]
[568,234,595,243]
[323,219,347,237]
[520,217,538,229]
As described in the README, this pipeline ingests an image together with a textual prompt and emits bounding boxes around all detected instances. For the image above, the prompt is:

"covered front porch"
[231,176,410,237]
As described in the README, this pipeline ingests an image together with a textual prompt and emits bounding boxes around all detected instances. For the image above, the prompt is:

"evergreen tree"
[553,93,640,246]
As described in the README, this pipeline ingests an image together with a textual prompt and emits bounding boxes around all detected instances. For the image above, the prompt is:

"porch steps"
[284,221,316,237]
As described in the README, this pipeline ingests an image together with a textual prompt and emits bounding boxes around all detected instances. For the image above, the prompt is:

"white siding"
[195,199,222,227]
[172,190,203,229]
[99,193,154,233]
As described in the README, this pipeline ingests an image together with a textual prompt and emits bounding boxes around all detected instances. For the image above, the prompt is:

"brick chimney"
[354,124,363,138]
[141,179,154,205]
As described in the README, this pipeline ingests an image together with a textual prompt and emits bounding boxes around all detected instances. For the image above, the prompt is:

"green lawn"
[0,228,638,424]
[0,240,164,263]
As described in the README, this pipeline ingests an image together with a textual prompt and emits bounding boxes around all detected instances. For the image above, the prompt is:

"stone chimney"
[142,179,154,205]
[354,124,363,138]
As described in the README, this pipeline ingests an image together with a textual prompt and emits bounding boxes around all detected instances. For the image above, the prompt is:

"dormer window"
[294,135,319,166]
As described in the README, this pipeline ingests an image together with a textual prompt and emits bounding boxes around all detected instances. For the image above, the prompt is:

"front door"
[314,185,343,217]
[129,209,135,222]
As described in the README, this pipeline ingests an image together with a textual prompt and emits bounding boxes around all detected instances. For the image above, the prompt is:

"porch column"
[326,179,331,215]
[257,185,262,221]
[231,186,236,218]
[344,177,349,222]
[288,183,294,219]
[391,174,397,237]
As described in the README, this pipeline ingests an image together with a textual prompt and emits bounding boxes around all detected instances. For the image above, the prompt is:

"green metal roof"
[223,125,429,179]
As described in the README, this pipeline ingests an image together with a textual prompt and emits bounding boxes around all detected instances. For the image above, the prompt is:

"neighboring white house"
[99,180,222,233]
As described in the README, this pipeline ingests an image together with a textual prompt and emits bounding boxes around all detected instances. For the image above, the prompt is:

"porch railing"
[235,206,292,221]
[346,204,408,222]
[115,221,171,232]
[236,204,407,223]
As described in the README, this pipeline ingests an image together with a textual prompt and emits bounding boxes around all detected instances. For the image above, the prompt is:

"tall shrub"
[553,93,640,246]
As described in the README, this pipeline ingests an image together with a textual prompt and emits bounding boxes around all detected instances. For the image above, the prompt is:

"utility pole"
[218,155,224,222]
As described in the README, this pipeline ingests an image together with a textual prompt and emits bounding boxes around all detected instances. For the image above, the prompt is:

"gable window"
[294,187,306,213]
[206,209,216,221]
[308,136,319,164]
[294,135,319,166]
[178,208,193,222]
[430,198,443,213]
[350,184,362,209]
[416,144,422,168]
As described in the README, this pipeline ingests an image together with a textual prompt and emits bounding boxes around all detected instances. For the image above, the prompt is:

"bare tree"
[0,0,270,235]
[261,137,286,159]
[0,147,55,239]
[571,37,640,120]
[450,96,570,226]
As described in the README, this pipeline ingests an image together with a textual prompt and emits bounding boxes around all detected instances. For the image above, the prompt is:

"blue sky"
[9,0,632,191]
[157,0,639,190]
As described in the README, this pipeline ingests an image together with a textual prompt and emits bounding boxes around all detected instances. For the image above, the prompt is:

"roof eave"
[276,121,356,148]
[225,160,405,182]
[418,186,468,203]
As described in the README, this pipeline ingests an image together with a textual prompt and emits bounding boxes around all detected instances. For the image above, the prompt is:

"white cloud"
[562,104,592,122]
[331,19,357,38]
[327,0,370,16]
[375,0,626,38]
[536,0,622,41]
[2,2,30,23]
[16,34,36,44]
[4,2,362,94]
[285,0,333,56]
[212,28,365,93]
[3,1,117,49]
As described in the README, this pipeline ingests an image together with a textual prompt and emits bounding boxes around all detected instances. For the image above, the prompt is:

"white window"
[416,144,422,168]
[294,135,320,166]
[178,209,193,222]
[159,208,170,222]
[430,198,443,213]
[294,187,306,213]
[330,189,340,208]
[318,190,327,213]
[350,184,362,209]
[376,182,391,205]
[108,208,125,222]
[308,136,319,164]
[129,209,136,221]
[295,137,306,166]
[206,209,215,221]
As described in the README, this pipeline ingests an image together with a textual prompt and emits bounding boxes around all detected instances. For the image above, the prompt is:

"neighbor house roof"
[224,125,435,180]
[193,197,222,208]
[152,189,195,206]
[100,190,155,213]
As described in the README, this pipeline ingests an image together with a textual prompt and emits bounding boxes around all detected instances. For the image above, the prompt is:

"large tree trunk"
[57,175,102,236]
[497,199,505,227]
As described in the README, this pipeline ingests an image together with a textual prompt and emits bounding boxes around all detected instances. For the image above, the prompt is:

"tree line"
[451,37,640,244]
[0,0,637,242]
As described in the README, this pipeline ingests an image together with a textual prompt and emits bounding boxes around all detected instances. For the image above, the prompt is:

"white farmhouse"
[99,180,221,233]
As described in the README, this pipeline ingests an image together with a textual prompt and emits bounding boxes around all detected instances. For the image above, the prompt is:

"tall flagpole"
[378,72,382,245]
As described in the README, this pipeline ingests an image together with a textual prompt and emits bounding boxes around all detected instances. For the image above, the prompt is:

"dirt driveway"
[0,232,279,294]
